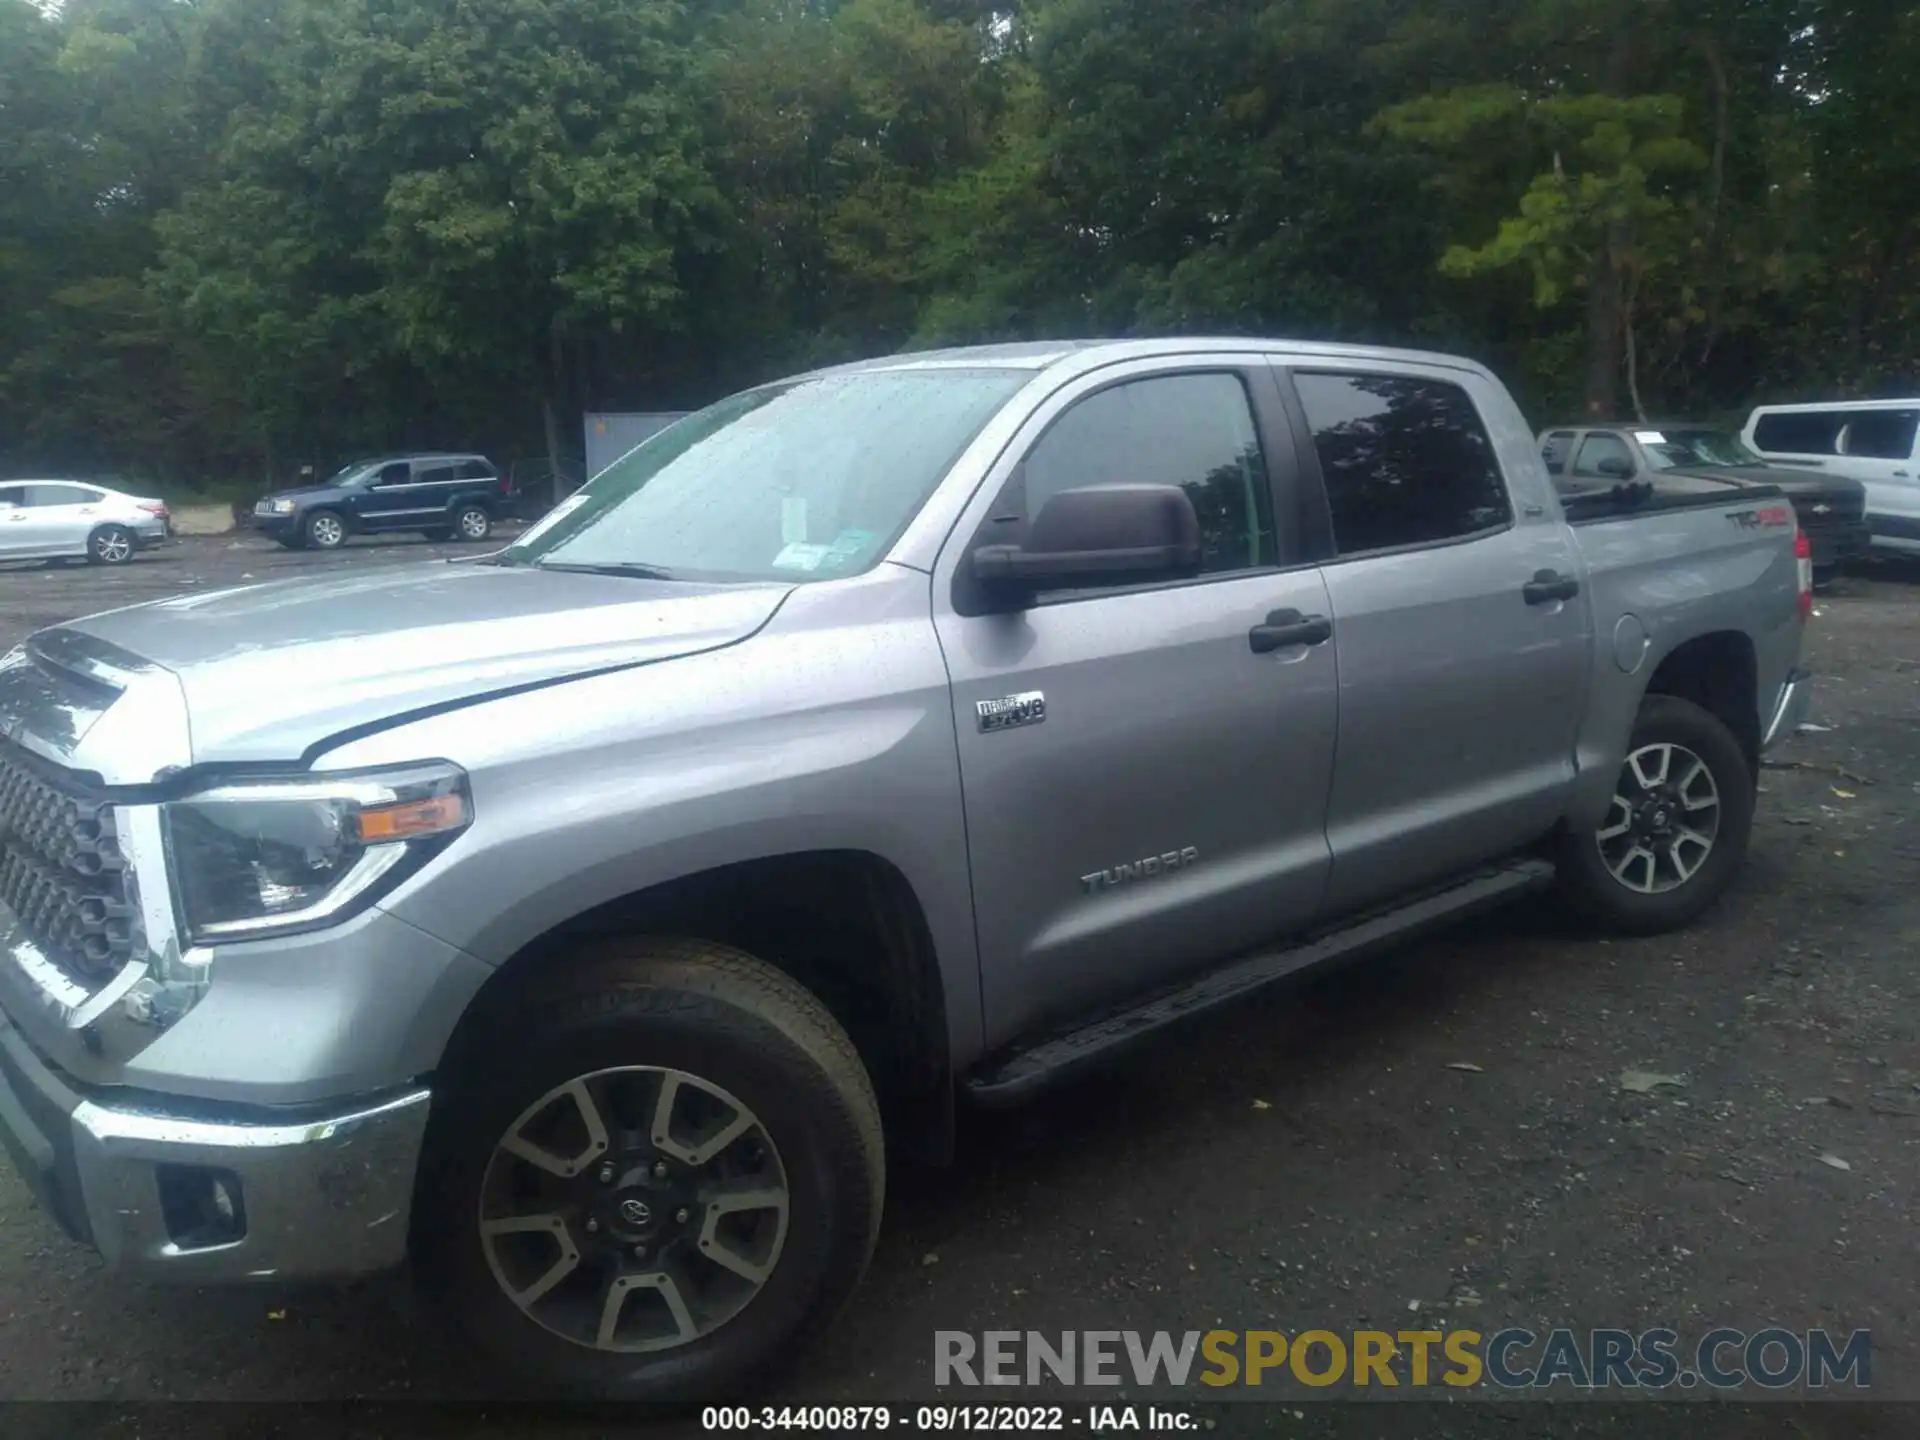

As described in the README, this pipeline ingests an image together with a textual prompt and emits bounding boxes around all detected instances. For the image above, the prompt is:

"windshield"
[322,458,379,485]
[1639,429,1764,470]
[499,367,1030,583]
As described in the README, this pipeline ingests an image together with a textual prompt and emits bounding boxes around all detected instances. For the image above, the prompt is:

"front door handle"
[1249,608,1333,653]
[1523,569,1581,605]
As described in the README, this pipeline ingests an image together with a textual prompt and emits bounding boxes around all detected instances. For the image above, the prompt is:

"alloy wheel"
[93,530,132,564]
[477,1065,790,1354]
[1595,741,1721,894]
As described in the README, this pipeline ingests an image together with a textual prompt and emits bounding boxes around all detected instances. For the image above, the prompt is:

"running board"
[963,858,1555,1107]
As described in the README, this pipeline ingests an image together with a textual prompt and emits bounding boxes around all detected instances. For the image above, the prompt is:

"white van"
[1742,400,1920,555]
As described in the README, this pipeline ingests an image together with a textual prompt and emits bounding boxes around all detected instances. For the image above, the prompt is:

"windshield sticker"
[781,496,809,545]
[827,529,879,561]
[772,541,833,573]
[1634,430,1667,444]
[512,493,588,547]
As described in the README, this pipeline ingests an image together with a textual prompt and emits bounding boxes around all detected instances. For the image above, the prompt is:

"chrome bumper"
[1761,667,1813,752]
[0,1012,429,1282]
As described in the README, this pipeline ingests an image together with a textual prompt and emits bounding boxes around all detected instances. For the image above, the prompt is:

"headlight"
[271,498,296,514]
[164,762,470,943]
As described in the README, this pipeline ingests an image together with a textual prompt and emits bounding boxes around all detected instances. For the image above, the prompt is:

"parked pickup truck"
[1539,422,1870,583]
[0,339,1812,1398]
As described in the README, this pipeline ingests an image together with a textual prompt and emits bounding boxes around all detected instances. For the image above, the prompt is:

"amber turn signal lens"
[352,792,468,843]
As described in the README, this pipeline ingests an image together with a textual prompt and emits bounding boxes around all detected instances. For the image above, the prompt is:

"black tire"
[1556,694,1755,934]
[303,508,348,549]
[87,524,136,566]
[452,504,493,542]
[413,939,884,1401]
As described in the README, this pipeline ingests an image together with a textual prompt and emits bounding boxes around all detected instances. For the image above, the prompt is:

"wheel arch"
[437,848,956,1164]
[1640,629,1760,775]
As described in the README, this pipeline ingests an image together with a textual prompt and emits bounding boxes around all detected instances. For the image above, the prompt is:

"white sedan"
[0,480,170,566]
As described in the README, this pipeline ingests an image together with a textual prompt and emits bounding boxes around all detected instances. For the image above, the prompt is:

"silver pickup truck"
[0,339,1811,1397]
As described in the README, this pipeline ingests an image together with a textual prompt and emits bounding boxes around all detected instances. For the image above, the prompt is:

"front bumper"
[0,1012,429,1282]
[1761,667,1813,752]
[250,510,297,537]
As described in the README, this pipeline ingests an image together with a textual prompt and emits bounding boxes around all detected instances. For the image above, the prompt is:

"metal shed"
[583,412,688,481]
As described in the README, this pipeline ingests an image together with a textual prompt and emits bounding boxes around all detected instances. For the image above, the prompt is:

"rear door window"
[22,484,97,507]
[1293,371,1512,556]
[413,462,459,486]
[1540,431,1577,475]
[455,459,497,481]
[1753,411,1844,455]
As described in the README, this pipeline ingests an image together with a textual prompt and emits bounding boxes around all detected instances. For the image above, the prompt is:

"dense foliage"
[2,0,1915,495]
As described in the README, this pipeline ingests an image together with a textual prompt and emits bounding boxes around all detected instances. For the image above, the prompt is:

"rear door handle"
[1523,569,1581,605]
[1249,608,1333,654]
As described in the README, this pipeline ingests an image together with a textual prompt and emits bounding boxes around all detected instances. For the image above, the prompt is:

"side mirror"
[970,483,1201,600]
[1596,455,1635,480]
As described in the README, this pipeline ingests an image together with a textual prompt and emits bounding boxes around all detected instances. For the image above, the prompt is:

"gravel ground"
[0,536,1915,1437]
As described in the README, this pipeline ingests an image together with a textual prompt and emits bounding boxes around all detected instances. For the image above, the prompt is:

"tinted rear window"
[1295,372,1512,556]
[1753,412,1844,455]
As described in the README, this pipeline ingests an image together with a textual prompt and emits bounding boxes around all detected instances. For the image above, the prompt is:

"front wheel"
[87,524,135,566]
[1557,694,1755,934]
[303,508,347,549]
[414,939,884,1400]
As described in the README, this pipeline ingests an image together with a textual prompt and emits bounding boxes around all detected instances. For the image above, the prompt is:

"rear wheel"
[453,504,493,542]
[87,525,135,566]
[414,939,884,1400]
[303,508,347,549]
[1557,694,1754,934]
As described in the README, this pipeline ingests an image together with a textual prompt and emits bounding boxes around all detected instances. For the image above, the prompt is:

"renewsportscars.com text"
[934,1327,1871,1392]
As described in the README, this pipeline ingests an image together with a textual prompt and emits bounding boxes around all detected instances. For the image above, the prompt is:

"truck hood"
[48,561,792,766]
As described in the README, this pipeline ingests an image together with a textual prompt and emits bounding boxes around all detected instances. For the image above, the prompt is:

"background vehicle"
[0,340,1810,1400]
[1539,423,1868,583]
[0,480,169,566]
[1742,400,1920,555]
[250,452,509,549]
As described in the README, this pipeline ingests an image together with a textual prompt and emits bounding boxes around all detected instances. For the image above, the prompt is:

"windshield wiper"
[533,560,681,580]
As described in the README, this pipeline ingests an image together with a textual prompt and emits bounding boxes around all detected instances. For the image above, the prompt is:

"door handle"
[1249,608,1333,653]
[1523,569,1581,605]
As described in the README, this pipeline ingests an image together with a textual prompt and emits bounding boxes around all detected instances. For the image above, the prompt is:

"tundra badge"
[1081,848,1201,894]
[977,691,1046,733]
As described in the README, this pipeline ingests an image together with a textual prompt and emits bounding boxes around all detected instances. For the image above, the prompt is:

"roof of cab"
[799,336,1496,383]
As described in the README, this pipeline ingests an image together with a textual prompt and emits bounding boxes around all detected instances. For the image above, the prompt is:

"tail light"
[1794,527,1813,618]
[138,501,168,516]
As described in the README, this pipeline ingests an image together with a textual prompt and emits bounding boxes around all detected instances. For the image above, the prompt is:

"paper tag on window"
[772,542,832,573]
[781,497,809,545]
[1634,430,1666,444]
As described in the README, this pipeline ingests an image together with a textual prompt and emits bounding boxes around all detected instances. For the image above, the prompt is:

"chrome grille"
[0,742,132,985]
